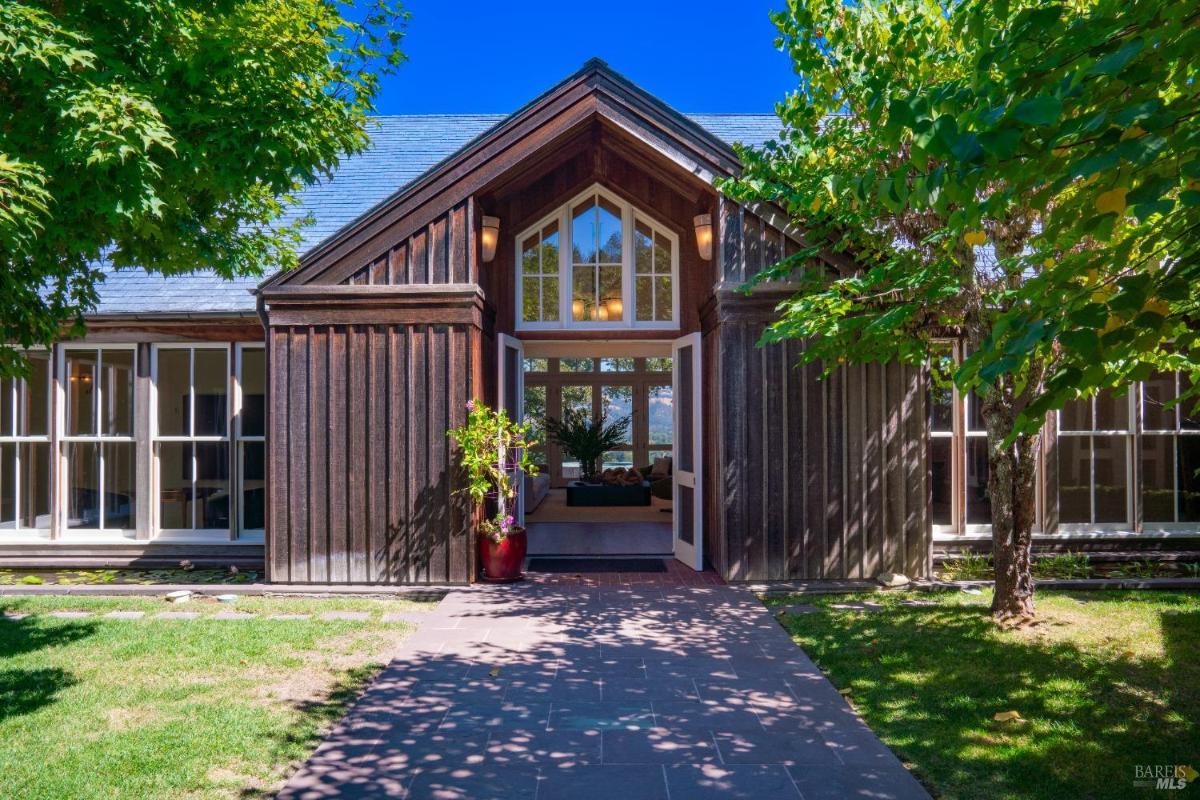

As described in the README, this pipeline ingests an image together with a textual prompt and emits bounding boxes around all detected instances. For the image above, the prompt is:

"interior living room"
[521,352,675,559]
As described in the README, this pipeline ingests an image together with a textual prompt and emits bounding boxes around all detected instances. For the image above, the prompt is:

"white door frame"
[497,334,526,525]
[672,333,703,570]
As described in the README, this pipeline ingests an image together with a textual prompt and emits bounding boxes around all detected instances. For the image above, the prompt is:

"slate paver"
[277,586,931,799]
[212,611,255,620]
[105,611,146,619]
[2,612,30,620]
[666,764,802,800]
[156,611,201,619]
[47,611,92,618]
[268,613,312,621]
[537,765,668,800]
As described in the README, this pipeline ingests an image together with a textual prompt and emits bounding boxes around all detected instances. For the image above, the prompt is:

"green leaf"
[978,127,1023,160]
[1088,37,1144,77]
[1011,95,1062,126]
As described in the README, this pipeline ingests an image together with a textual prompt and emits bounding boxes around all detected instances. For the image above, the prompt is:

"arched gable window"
[516,185,679,330]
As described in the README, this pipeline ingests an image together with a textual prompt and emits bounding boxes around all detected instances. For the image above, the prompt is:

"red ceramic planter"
[478,527,527,582]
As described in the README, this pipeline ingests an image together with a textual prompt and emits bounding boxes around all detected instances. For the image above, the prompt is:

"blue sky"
[370,0,796,115]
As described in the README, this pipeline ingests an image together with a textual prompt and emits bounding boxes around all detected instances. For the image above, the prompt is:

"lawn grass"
[767,589,1200,800]
[0,594,437,799]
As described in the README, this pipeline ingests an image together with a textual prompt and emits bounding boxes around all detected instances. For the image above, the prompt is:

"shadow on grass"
[240,663,385,799]
[779,593,1200,800]
[0,607,95,723]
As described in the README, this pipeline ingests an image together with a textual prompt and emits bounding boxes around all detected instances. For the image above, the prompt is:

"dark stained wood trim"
[80,318,264,342]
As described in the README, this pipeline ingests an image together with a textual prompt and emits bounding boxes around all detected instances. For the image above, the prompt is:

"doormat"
[525,558,668,574]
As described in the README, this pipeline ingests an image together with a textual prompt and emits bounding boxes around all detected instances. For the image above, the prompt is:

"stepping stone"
[156,611,201,620]
[213,611,255,620]
[105,611,146,619]
[900,599,938,607]
[268,614,311,621]
[1,612,30,620]
[48,611,91,618]
[320,611,370,621]
[828,601,884,612]
[382,611,429,623]
[773,604,820,616]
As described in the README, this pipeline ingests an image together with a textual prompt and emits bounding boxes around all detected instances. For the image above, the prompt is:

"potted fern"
[448,399,539,582]
[545,408,630,483]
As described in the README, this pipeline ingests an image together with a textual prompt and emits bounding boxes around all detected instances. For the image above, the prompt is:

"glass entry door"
[497,335,525,525]
[671,333,703,570]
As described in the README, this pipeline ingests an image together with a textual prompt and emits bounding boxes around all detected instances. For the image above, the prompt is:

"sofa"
[524,471,551,513]
[639,456,673,501]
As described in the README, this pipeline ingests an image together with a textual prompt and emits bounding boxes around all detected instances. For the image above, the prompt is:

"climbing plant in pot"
[448,399,539,582]
[545,408,630,483]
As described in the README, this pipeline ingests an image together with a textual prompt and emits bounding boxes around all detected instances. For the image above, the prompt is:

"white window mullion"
[188,349,196,530]
[623,205,634,327]
[97,351,107,530]
[12,441,20,527]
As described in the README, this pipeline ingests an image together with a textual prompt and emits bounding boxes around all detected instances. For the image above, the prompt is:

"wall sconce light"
[693,213,713,261]
[481,216,500,263]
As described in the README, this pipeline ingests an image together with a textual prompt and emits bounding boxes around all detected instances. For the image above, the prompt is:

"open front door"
[672,333,703,570]
[497,334,526,525]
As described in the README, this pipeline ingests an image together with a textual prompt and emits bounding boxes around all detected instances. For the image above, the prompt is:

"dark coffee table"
[566,480,651,506]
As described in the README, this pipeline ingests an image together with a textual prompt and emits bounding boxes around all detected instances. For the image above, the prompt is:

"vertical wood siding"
[266,322,474,583]
[341,202,473,286]
[708,323,931,581]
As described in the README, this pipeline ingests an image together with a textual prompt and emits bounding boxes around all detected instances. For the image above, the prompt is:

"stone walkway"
[279,585,929,800]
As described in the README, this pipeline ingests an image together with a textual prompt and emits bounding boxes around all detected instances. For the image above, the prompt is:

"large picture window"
[0,351,52,532]
[63,347,136,532]
[523,356,673,484]
[516,185,678,330]
[154,346,230,533]
[932,347,1199,535]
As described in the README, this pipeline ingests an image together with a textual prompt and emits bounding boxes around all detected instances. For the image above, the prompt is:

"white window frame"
[1056,392,1135,532]
[515,184,680,332]
[151,343,232,539]
[0,348,52,535]
[235,343,266,538]
[57,344,138,536]
[1139,373,1200,532]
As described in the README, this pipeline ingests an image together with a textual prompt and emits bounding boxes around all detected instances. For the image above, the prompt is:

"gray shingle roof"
[90,113,780,317]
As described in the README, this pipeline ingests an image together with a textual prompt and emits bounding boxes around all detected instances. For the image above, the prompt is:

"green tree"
[724,0,1198,619]
[0,0,407,373]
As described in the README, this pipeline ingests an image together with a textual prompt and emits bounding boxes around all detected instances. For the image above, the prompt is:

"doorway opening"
[498,337,703,569]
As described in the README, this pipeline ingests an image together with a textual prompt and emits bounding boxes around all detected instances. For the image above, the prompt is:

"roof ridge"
[365,111,775,119]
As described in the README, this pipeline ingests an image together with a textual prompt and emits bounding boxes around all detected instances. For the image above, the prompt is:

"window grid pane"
[155,347,229,533]
[63,348,137,532]
[0,353,52,534]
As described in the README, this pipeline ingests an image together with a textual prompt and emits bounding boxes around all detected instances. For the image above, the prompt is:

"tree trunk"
[980,387,1039,620]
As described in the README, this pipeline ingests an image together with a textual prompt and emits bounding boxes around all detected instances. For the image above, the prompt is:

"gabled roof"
[88,61,781,315]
